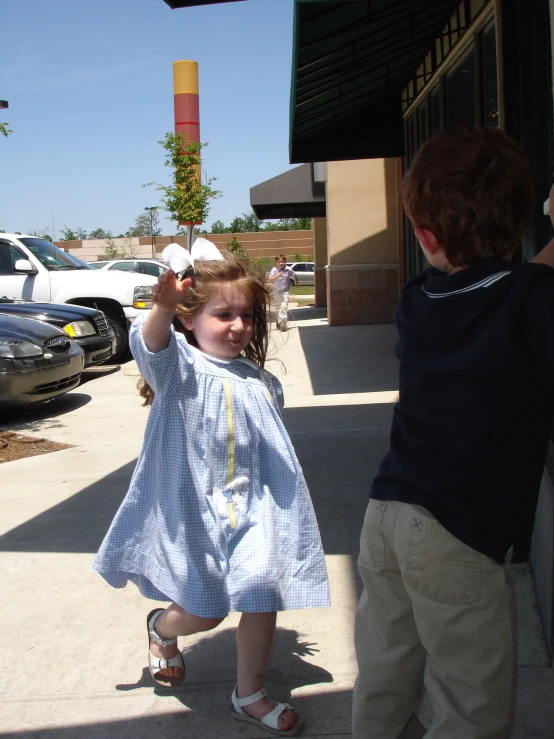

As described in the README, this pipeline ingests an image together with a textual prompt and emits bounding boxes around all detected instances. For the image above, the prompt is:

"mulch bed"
[0,431,73,464]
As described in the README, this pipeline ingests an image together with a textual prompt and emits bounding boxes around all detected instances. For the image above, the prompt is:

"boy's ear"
[415,227,441,255]
[176,314,194,331]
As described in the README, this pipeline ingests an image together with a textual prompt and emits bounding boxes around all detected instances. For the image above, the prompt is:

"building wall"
[58,230,314,263]
[313,216,327,307]
[325,158,399,326]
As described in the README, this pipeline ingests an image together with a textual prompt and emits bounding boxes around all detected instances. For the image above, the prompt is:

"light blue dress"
[93,315,330,617]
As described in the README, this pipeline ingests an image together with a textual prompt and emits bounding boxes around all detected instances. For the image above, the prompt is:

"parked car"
[0,313,84,406]
[0,297,115,367]
[0,234,158,362]
[88,258,168,278]
[287,262,315,286]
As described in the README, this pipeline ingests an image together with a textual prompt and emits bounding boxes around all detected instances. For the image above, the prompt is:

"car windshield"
[19,238,92,271]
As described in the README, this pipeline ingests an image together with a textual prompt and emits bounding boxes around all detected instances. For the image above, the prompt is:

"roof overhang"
[163,0,245,7]
[290,0,462,163]
[250,164,326,220]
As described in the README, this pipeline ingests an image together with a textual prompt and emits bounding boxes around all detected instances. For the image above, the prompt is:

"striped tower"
[173,60,201,245]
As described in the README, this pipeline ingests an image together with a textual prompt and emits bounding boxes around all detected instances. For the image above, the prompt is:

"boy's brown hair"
[403,126,532,267]
[275,255,286,262]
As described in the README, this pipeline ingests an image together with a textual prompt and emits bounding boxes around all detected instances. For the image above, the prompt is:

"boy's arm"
[268,268,280,283]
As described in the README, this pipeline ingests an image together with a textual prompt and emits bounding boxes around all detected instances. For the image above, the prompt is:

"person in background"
[268,255,298,332]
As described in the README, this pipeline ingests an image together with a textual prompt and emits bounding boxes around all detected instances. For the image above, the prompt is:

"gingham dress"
[93,315,330,617]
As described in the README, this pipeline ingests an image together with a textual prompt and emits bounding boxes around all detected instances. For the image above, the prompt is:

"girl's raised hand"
[152,270,193,313]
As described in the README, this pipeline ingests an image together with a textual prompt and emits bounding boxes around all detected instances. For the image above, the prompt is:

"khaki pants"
[353,500,515,739]
[273,288,290,326]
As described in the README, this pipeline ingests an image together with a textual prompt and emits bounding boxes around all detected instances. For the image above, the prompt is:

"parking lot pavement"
[1,307,553,738]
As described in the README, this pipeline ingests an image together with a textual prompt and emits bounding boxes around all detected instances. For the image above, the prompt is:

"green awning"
[290,0,462,163]
[163,0,245,8]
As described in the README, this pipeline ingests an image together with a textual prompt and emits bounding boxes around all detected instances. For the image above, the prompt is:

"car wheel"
[290,278,295,287]
[104,314,128,364]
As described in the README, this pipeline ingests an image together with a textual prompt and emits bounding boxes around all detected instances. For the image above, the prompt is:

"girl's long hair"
[138,252,269,405]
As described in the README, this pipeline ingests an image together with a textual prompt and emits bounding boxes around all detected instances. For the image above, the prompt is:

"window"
[0,243,25,275]
[430,87,441,135]
[293,264,305,271]
[137,262,166,278]
[481,21,498,127]
[446,49,476,126]
[18,238,91,271]
[108,262,136,272]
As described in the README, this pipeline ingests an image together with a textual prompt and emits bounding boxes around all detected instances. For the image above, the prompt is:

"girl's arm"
[142,270,192,353]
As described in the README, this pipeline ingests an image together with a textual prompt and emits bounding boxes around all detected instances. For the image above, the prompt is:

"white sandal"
[230,685,304,736]
[146,608,186,687]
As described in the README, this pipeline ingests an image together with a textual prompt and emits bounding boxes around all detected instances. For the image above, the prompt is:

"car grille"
[44,336,71,353]
[94,315,111,337]
[92,348,112,363]
[28,373,81,395]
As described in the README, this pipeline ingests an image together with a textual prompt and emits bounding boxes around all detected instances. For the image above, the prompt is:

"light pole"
[144,207,157,258]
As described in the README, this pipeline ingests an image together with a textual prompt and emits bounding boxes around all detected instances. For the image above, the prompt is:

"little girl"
[93,244,330,737]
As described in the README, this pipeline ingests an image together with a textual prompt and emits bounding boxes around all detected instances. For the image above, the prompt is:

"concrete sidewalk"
[1,306,553,738]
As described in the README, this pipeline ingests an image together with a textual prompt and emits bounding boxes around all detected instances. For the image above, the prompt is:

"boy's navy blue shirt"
[371,258,554,563]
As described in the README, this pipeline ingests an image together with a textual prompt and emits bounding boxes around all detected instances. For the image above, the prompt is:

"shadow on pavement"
[0,392,92,432]
[0,628,344,739]
[297,323,398,395]
[0,459,136,553]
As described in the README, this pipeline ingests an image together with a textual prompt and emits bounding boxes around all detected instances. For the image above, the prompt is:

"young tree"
[145,133,221,250]
[102,232,123,259]
[225,234,249,260]
[120,235,139,258]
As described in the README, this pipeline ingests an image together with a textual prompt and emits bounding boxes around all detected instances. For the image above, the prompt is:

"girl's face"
[179,282,254,360]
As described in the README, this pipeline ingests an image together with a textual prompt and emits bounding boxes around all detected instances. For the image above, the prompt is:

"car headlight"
[133,286,153,309]
[0,339,44,359]
[63,320,96,338]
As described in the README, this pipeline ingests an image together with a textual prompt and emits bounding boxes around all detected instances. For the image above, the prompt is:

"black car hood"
[0,300,100,328]
[0,313,66,343]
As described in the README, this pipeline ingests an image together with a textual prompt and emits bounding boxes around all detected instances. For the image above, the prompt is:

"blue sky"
[0,0,296,238]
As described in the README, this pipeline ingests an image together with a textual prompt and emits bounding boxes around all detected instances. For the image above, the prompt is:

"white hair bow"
[162,238,224,280]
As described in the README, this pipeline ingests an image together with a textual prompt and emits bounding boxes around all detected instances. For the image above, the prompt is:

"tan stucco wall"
[325,158,398,265]
[313,216,328,307]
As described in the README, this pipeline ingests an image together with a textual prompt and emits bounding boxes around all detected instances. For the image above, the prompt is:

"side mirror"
[14,259,38,275]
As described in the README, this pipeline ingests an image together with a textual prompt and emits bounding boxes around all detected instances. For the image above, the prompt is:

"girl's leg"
[150,603,225,679]
[236,612,297,731]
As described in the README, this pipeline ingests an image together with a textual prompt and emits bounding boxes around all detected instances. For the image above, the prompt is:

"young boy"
[268,255,298,331]
[353,126,554,739]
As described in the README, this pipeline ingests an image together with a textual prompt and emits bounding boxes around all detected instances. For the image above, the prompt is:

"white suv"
[287,262,314,286]
[88,258,168,278]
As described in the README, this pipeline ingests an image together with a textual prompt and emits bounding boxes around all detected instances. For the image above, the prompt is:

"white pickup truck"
[0,234,158,362]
